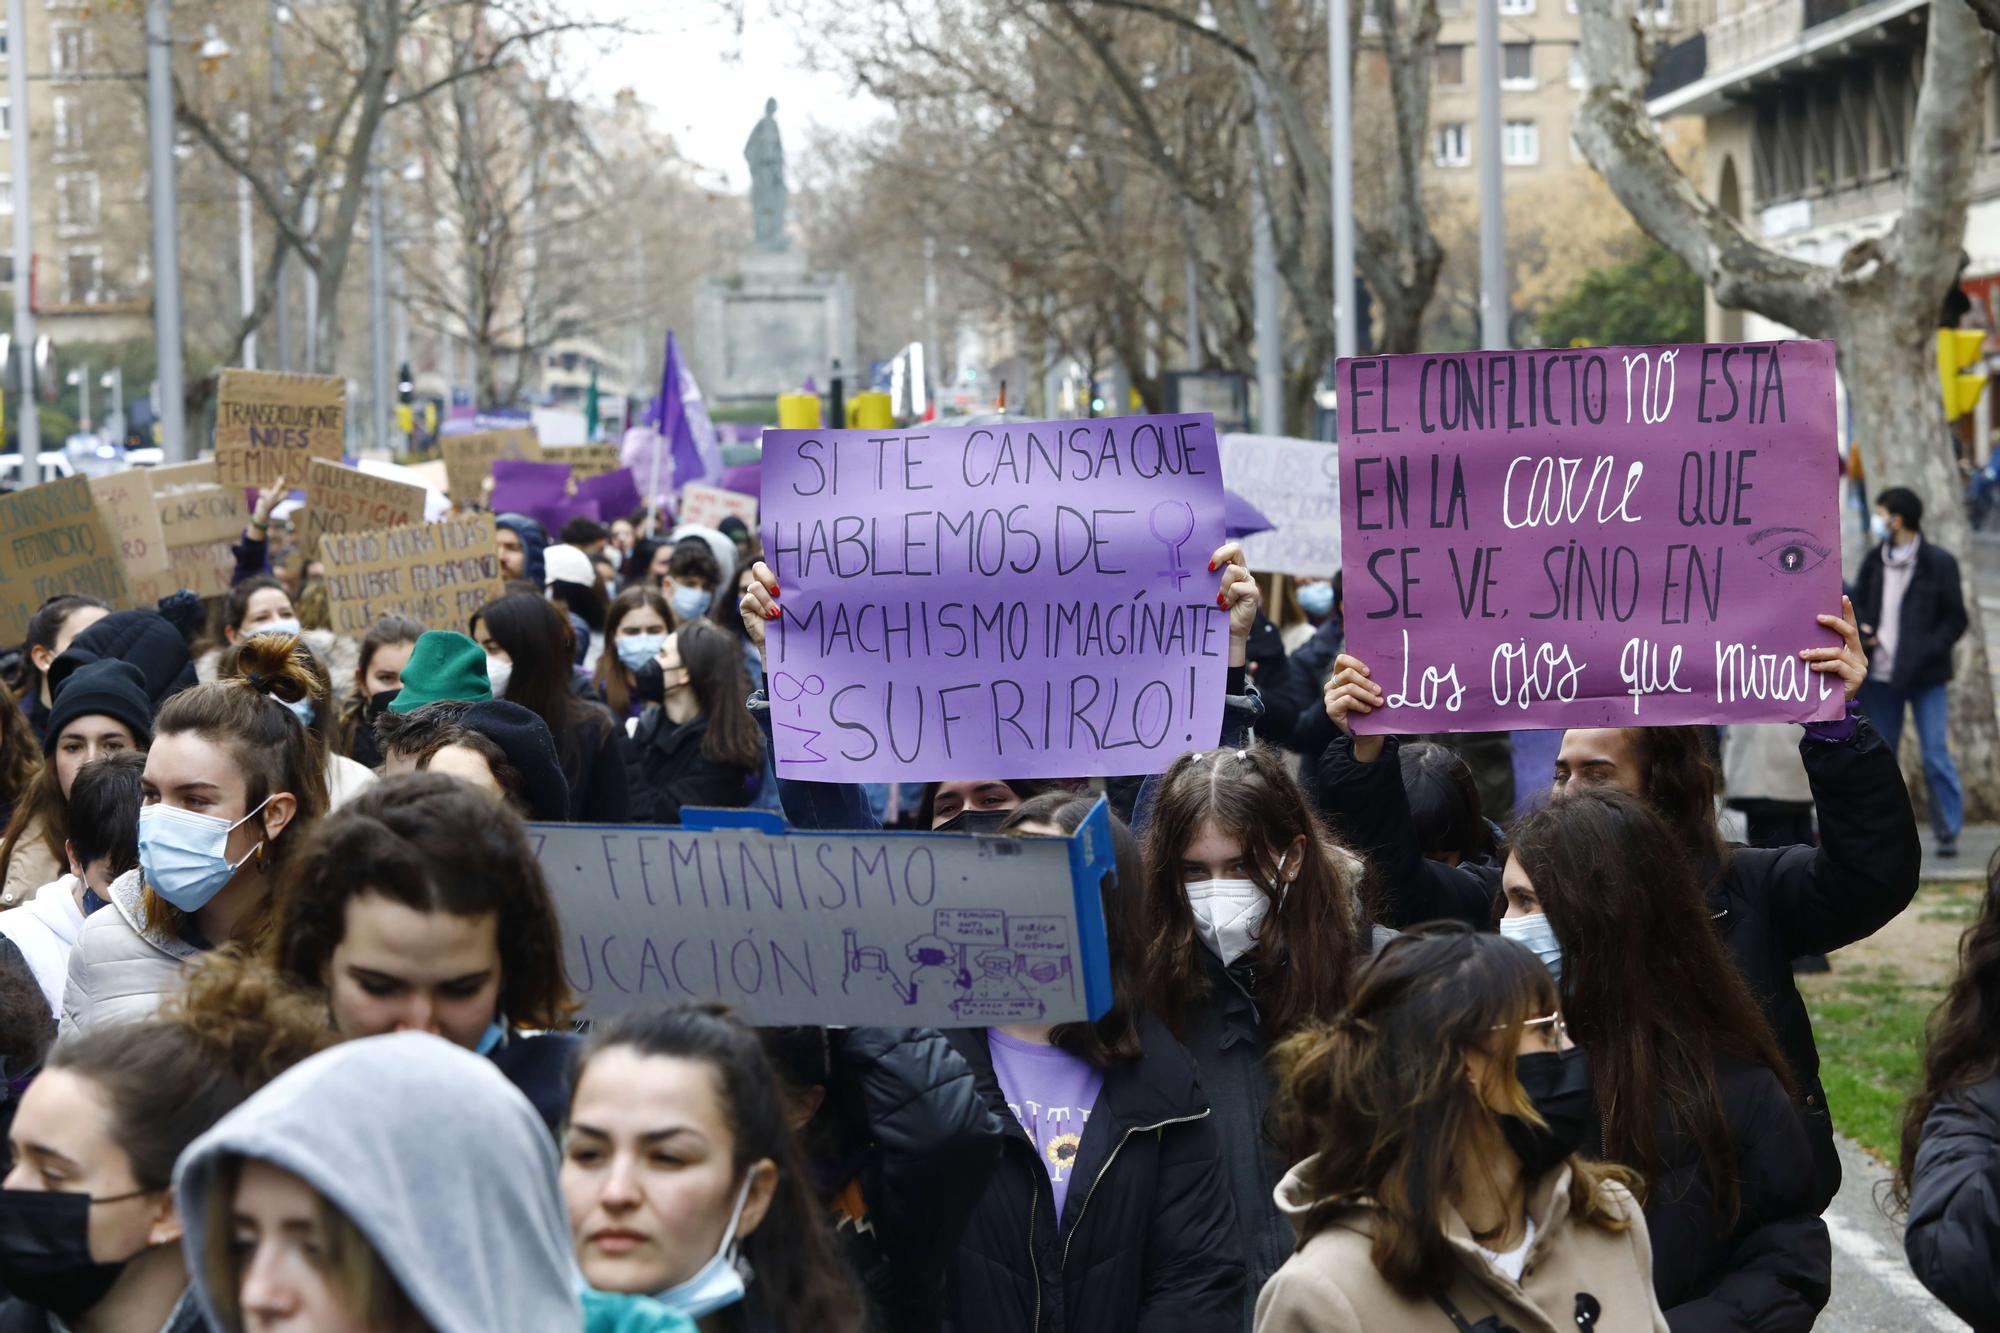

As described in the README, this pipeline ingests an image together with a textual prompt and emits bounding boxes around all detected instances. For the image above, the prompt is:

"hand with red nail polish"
[738,561,781,649]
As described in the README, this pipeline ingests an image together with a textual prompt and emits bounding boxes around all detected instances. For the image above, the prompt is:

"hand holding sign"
[1805,596,1869,701]
[1210,539,1259,665]
[1323,654,1387,763]
[738,559,779,651]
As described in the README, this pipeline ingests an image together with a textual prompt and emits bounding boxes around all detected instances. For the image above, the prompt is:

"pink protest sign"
[761,415,1230,781]
[1338,340,1844,733]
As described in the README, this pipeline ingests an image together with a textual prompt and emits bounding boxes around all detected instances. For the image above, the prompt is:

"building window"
[62,249,100,304]
[1436,44,1466,88]
[1638,0,1672,23]
[1503,119,1540,165]
[1499,0,1535,13]
[1569,54,1586,89]
[52,97,81,153]
[1503,42,1535,88]
[0,101,10,137]
[50,25,86,76]
[1434,122,1471,167]
[0,22,10,58]
[0,176,12,213]
[56,172,99,232]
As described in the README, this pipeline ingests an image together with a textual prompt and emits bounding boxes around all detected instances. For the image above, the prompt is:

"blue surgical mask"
[1499,911,1564,983]
[616,633,667,674]
[655,1172,756,1319]
[137,797,273,912]
[282,694,315,728]
[1297,582,1335,618]
[670,585,713,622]
[252,617,303,640]
[474,1019,506,1056]
[1870,513,1893,544]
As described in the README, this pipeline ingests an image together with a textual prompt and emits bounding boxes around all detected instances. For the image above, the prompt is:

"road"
[1820,1134,1968,1332]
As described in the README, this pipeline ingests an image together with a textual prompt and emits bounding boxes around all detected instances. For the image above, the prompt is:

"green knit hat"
[386,631,493,714]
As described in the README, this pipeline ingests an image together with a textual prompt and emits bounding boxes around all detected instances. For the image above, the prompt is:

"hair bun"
[224,632,324,706]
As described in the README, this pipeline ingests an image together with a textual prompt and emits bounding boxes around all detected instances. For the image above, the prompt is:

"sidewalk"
[1919,825,1998,882]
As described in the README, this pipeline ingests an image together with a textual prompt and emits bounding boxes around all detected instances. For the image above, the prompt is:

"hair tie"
[246,672,272,694]
[1235,749,1249,762]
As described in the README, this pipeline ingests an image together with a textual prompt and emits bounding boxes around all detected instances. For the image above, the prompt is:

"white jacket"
[328,753,378,810]
[60,867,199,1033]
[0,872,84,1015]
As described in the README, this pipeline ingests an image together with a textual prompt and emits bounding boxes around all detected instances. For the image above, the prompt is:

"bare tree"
[1573,0,2000,812]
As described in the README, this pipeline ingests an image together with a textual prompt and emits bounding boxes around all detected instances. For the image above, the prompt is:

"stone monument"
[693,99,857,408]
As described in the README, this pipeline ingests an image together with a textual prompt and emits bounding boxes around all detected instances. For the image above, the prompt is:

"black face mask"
[0,1188,143,1320]
[936,807,1013,835]
[1497,1048,1594,1178]
[365,689,398,718]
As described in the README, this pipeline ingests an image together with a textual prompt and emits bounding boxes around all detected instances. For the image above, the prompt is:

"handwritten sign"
[215,369,346,489]
[128,484,247,602]
[761,414,1228,782]
[318,514,504,635]
[87,471,171,597]
[441,428,540,501]
[144,460,219,493]
[1218,433,1339,577]
[300,458,425,553]
[678,483,758,530]
[531,801,1116,1027]
[544,443,622,480]
[0,477,129,639]
[1338,340,1842,732]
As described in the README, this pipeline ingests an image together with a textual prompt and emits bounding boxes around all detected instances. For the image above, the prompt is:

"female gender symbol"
[1149,500,1197,591]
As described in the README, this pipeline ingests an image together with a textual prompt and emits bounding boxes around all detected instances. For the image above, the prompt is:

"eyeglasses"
[1492,1011,1568,1046]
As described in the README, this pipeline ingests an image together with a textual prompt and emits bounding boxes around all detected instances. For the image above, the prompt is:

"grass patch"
[1802,966,1942,1161]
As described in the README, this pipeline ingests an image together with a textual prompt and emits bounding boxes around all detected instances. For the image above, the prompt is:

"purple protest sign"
[574,467,642,524]
[761,415,1230,781]
[1338,340,1844,733]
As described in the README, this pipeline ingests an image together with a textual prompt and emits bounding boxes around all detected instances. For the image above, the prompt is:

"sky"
[577,3,885,192]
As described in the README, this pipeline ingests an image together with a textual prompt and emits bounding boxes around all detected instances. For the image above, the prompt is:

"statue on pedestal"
[746,98,789,253]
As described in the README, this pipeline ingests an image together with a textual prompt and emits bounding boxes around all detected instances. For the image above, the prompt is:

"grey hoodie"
[174,1032,583,1333]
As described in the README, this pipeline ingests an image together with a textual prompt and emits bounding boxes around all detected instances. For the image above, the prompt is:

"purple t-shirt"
[987,1029,1104,1220]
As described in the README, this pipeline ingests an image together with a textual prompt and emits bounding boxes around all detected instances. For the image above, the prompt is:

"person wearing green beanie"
[387,632,494,715]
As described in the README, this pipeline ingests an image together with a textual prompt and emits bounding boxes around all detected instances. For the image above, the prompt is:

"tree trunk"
[1838,309,2000,818]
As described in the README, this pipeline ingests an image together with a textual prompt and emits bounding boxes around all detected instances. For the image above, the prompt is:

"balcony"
[1647,0,1924,114]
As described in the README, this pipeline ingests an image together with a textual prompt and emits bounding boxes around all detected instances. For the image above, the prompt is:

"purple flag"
[649,332,721,500]
[1338,339,1844,733]
[760,414,1229,782]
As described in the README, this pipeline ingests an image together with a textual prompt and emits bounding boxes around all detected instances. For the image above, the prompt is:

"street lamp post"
[101,367,124,442]
[7,0,38,482]
[146,0,189,459]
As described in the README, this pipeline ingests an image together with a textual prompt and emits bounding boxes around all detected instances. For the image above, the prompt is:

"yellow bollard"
[777,394,822,429]
[850,392,894,429]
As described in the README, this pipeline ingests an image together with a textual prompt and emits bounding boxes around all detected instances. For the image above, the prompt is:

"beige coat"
[1255,1157,1670,1333]
[0,821,62,909]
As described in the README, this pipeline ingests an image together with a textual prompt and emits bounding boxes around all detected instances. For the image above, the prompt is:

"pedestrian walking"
[1854,485,1970,857]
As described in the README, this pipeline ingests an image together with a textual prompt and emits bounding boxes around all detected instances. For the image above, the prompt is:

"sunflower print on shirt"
[1046,1132,1083,1174]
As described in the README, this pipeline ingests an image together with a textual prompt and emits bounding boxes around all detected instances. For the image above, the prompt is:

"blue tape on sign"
[1067,797,1117,1021]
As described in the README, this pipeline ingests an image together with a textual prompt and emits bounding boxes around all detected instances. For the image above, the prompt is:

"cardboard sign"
[678,483,759,530]
[1337,340,1843,732]
[87,471,171,595]
[1218,433,1339,578]
[214,369,346,489]
[132,484,247,602]
[531,800,1116,1027]
[441,429,540,501]
[300,458,425,553]
[318,514,504,635]
[0,477,130,639]
[544,443,622,480]
[760,414,1229,782]
[144,460,219,493]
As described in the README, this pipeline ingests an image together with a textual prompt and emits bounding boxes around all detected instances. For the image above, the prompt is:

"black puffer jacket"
[1904,1076,2000,1331]
[1318,718,1919,1209]
[1636,1057,1830,1331]
[944,1017,1243,1333]
[625,708,758,824]
[810,1028,1005,1333]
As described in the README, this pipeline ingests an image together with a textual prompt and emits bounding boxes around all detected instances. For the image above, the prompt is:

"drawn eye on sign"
[1749,525,1832,576]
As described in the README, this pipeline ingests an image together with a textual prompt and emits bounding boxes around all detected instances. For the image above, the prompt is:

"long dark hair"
[1510,787,1788,1228]
[335,616,424,755]
[1272,923,1636,1296]
[17,595,108,702]
[571,1005,865,1333]
[1001,793,1142,1065]
[1897,850,2000,1212]
[1630,726,1730,882]
[1401,742,1496,866]
[271,773,575,1031]
[472,593,606,776]
[1140,744,1365,1041]
[673,620,761,772]
[0,675,40,814]
[594,587,671,719]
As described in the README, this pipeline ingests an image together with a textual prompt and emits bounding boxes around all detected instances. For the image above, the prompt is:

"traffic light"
[1936,328,1987,421]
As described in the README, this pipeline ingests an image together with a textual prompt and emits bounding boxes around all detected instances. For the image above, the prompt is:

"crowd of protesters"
[0,473,1988,1333]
